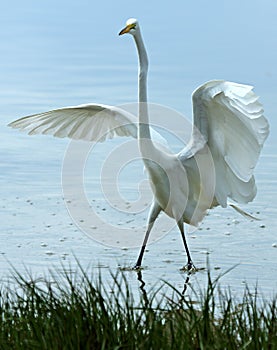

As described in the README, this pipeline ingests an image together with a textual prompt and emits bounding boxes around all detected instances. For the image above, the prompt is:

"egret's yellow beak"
[119,24,135,36]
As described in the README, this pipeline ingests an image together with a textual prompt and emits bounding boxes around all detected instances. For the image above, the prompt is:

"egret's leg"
[177,221,194,270]
[133,202,161,269]
[133,224,153,269]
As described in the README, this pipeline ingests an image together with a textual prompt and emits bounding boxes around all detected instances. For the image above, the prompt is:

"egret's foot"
[132,264,143,271]
[118,263,144,272]
[180,261,197,273]
[118,266,134,271]
[118,264,143,272]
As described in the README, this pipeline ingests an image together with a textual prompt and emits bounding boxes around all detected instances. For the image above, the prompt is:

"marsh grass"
[0,263,276,349]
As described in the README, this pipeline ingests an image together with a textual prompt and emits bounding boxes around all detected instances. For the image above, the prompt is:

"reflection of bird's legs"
[133,202,161,269]
[136,270,149,306]
[180,273,191,302]
[178,221,194,270]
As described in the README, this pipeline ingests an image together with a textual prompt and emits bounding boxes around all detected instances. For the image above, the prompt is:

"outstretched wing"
[178,80,269,207]
[8,103,168,147]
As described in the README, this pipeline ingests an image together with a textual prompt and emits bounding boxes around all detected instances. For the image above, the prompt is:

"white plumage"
[9,103,165,144]
[179,80,269,208]
[9,19,269,270]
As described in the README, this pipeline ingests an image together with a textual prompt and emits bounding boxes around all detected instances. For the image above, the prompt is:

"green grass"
[0,264,276,349]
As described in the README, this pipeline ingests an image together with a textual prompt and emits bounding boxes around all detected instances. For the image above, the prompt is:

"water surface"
[0,1,276,298]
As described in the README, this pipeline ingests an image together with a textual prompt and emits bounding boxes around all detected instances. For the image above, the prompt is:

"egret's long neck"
[134,30,151,141]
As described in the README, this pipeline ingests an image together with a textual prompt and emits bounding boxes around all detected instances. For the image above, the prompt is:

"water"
[0,1,276,298]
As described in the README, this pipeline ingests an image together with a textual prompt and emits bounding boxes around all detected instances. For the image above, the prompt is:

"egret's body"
[9,19,269,269]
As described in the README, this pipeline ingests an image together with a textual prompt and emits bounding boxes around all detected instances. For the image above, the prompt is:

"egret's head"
[119,18,139,36]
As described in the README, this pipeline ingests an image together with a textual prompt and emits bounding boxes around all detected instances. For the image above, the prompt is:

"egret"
[9,18,269,270]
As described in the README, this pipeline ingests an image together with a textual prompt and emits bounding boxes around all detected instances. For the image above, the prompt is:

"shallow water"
[1,1,276,299]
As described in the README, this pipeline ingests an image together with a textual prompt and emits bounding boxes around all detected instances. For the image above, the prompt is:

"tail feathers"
[229,203,260,221]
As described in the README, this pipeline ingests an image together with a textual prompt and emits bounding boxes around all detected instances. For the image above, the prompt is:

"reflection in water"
[136,269,193,306]
[180,272,191,303]
[136,270,149,307]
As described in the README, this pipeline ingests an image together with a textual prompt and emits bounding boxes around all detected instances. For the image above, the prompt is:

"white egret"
[9,18,269,270]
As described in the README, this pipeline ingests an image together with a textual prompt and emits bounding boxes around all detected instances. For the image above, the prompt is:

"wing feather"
[179,80,269,207]
[9,104,137,141]
[8,103,169,148]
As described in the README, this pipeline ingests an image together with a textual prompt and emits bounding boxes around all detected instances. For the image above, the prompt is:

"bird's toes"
[180,262,197,273]
[132,264,143,271]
